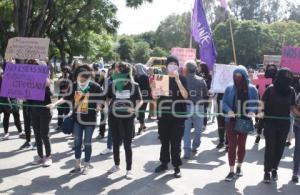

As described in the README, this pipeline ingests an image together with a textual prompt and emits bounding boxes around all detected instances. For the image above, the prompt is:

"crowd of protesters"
[1,56,300,184]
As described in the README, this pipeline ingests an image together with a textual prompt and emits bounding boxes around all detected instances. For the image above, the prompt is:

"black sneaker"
[264,172,271,184]
[255,136,261,145]
[292,175,299,183]
[174,167,181,178]
[225,146,229,152]
[216,143,224,149]
[225,172,235,182]
[155,164,168,173]
[69,167,81,174]
[271,170,278,181]
[286,142,291,147]
[19,142,31,150]
[55,126,62,131]
[236,167,243,177]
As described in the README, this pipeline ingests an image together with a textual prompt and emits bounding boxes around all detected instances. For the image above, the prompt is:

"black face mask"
[265,69,277,79]
[274,69,292,96]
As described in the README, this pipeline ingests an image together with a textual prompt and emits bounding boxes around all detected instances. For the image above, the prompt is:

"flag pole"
[229,17,237,65]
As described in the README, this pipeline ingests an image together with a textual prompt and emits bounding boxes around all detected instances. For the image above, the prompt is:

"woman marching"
[106,62,143,179]
[222,65,259,181]
[134,63,151,136]
[261,68,300,183]
[49,65,105,174]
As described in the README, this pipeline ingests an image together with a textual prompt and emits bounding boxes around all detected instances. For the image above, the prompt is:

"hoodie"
[222,66,259,122]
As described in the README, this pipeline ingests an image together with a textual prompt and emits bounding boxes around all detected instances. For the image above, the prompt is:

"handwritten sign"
[0,63,49,100]
[211,64,237,93]
[281,46,300,73]
[171,47,196,67]
[151,74,169,96]
[252,74,272,97]
[5,37,50,60]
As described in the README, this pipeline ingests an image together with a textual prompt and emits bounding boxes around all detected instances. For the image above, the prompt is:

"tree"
[151,47,168,57]
[117,37,134,62]
[133,41,151,63]
[289,4,300,22]
[134,31,156,49]
[156,12,191,51]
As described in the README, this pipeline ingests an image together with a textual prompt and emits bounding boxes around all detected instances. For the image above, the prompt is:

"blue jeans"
[73,122,95,162]
[183,105,204,156]
[294,125,300,175]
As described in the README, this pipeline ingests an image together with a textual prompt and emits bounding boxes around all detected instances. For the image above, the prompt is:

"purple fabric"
[0,63,49,101]
[192,0,217,70]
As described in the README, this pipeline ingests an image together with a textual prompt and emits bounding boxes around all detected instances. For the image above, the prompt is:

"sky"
[111,0,194,35]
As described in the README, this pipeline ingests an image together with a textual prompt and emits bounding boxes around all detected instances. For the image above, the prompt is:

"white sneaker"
[108,165,120,173]
[100,148,113,155]
[126,171,134,180]
[3,133,10,140]
[32,157,44,165]
[43,157,52,167]
[82,163,90,175]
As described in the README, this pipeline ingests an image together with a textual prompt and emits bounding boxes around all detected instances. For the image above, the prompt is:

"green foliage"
[151,47,168,57]
[213,19,300,67]
[133,41,151,63]
[117,37,134,62]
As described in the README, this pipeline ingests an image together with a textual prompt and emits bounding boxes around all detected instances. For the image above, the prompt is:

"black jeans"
[256,118,265,135]
[23,106,31,142]
[158,117,185,167]
[99,111,106,136]
[137,102,148,125]
[31,107,52,158]
[3,111,22,134]
[57,105,70,127]
[109,115,134,170]
[217,115,227,144]
[264,126,289,173]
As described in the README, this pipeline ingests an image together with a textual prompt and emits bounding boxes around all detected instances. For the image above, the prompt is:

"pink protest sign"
[281,46,300,73]
[252,74,272,97]
[0,63,49,100]
[171,47,196,67]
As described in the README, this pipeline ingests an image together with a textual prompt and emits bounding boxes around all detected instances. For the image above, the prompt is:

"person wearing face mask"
[154,55,189,178]
[48,65,104,175]
[261,68,300,183]
[106,62,143,180]
[254,65,278,145]
[222,65,259,182]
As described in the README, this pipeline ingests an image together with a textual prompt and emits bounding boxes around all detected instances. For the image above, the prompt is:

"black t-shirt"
[262,85,296,129]
[107,82,142,118]
[157,76,188,120]
[64,81,104,124]
[134,75,151,100]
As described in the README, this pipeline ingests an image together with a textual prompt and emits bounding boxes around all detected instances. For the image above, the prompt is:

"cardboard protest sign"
[263,55,281,66]
[211,64,237,93]
[281,46,300,73]
[252,73,272,97]
[5,37,50,60]
[171,47,196,67]
[0,63,49,101]
[151,74,169,96]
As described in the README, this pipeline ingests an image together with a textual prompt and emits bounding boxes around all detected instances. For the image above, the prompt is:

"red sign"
[252,74,272,97]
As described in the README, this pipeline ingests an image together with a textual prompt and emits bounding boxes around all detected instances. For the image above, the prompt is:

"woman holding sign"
[222,65,259,182]
[154,56,188,178]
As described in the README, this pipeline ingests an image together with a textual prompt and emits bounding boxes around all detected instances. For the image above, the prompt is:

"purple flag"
[192,0,217,70]
[0,63,49,101]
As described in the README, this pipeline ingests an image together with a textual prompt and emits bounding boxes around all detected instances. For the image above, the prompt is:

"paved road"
[0,113,299,195]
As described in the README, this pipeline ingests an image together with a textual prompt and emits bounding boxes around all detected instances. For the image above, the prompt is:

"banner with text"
[171,47,196,67]
[0,63,49,101]
[5,37,50,60]
[211,64,237,93]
